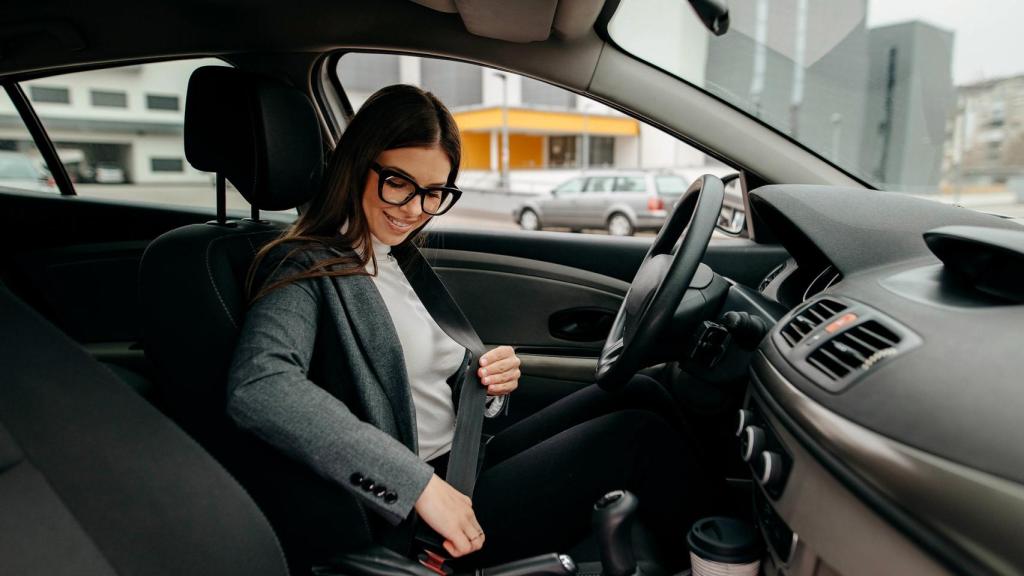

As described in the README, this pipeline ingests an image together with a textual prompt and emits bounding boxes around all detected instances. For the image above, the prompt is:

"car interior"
[2,1,1023,575]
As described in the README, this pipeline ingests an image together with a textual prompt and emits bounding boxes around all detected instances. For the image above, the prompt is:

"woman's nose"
[400,196,424,218]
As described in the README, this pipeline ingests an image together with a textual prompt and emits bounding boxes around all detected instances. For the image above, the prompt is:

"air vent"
[806,320,901,381]
[779,298,848,346]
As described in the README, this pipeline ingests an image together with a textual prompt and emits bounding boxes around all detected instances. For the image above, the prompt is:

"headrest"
[184,66,323,211]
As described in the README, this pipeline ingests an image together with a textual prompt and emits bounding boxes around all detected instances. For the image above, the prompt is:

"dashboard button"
[740,426,765,463]
[735,409,753,437]
[757,451,784,490]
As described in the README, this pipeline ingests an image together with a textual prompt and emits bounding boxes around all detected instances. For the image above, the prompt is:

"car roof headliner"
[1,0,609,91]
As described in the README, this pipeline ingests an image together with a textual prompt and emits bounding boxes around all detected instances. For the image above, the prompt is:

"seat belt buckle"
[414,526,453,575]
[417,549,453,576]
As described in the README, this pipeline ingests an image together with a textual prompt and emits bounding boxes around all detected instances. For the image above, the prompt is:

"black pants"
[435,375,721,568]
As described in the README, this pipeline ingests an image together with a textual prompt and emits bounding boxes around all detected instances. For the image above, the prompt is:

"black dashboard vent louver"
[779,298,847,346]
[806,320,902,381]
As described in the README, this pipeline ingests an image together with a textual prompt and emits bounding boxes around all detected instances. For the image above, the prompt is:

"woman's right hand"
[414,474,485,557]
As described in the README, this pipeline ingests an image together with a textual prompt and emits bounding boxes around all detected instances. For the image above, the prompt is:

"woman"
[228,84,717,568]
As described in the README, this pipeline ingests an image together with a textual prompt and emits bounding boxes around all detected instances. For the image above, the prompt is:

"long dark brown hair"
[248,84,462,301]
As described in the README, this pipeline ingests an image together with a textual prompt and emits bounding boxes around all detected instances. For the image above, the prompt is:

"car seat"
[0,281,288,576]
[140,66,377,573]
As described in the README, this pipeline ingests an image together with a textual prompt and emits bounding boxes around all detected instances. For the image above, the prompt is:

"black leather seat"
[0,282,288,576]
[140,66,378,573]
[141,65,323,442]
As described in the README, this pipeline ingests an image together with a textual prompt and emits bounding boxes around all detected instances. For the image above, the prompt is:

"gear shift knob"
[592,490,639,576]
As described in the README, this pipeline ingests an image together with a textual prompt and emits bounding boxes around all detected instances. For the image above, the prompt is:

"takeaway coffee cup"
[687,517,762,576]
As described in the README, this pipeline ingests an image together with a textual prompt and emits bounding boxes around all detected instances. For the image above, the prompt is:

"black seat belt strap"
[398,244,487,497]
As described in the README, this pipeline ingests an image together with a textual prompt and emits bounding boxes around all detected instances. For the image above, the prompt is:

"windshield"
[609,0,1024,218]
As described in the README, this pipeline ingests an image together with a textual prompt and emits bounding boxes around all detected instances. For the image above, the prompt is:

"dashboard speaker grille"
[779,298,847,346]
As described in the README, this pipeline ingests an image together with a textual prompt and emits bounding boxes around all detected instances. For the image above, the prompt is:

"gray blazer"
[227,243,467,526]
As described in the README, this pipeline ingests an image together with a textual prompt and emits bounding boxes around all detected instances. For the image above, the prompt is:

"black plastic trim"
[311,51,344,142]
[324,50,355,122]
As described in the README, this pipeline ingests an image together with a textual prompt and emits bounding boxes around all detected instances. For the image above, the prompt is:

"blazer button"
[384,491,398,504]
[373,485,387,498]
[349,473,364,486]
[360,478,376,492]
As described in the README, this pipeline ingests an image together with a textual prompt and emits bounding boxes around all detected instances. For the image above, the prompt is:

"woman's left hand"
[477,346,520,397]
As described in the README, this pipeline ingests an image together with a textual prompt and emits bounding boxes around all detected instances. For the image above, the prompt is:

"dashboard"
[737,185,1024,576]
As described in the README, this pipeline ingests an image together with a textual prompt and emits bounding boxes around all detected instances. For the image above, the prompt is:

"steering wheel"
[595,174,725,391]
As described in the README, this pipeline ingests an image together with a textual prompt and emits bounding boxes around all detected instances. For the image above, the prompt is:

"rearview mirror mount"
[688,0,730,36]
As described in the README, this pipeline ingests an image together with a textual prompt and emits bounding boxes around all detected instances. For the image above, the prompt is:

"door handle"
[549,307,615,342]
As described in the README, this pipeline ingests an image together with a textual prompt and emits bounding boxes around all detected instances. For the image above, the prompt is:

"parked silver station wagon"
[513,171,690,236]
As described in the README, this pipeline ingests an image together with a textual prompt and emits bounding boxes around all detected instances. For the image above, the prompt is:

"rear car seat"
[0,283,289,576]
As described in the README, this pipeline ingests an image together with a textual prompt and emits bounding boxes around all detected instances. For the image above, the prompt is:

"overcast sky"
[867,0,1024,85]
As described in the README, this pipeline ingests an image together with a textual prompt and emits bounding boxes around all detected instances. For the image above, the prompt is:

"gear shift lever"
[592,490,640,576]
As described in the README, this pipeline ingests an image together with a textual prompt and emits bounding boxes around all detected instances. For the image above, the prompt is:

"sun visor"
[409,0,604,42]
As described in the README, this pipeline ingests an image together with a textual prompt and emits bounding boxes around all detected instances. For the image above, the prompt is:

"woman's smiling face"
[362,145,451,246]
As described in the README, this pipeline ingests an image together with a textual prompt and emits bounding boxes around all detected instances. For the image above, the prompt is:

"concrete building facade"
[860,21,954,192]
[945,74,1024,188]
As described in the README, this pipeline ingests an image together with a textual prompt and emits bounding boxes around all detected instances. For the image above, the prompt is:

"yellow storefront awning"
[453,107,639,136]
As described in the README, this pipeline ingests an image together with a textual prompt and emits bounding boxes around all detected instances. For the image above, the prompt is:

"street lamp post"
[495,72,510,190]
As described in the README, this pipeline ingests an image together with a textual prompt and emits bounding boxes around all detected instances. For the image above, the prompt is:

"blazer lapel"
[329,272,418,451]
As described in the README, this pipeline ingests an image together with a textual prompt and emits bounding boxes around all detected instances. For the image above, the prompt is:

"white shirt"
[367,235,463,461]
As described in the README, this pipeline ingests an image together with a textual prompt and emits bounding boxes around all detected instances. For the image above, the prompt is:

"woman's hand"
[478,346,520,397]
[414,474,485,557]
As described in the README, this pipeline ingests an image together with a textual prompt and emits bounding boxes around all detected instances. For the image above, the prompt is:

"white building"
[0,59,224,184]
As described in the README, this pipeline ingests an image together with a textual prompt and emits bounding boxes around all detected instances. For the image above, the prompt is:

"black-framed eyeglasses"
[370,163,462,216]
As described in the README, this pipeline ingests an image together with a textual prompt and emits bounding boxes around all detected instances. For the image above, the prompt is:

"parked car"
[513,171,692,235]
[0,150,57,193]
[94,162,127,184]
[514,171,747,236]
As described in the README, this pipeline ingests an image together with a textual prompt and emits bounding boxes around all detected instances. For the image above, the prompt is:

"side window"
[18,59,291,216]
[615,176,647,192]
[584,177,615,192]
[334,53,738,236]
[0,91,57,194]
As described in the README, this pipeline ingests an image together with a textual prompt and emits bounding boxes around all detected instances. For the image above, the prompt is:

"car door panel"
[13,240,149,344]
[0,190,237,370]
[427,248,625,429]
[537,193,568,227]
[580,176,614,228]
[540,178,584,227]
[425,234,789,430]
[428,248,628,353]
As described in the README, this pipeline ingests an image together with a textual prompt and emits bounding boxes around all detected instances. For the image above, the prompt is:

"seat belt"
[391,244,489,573]
[396,243,488,497]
